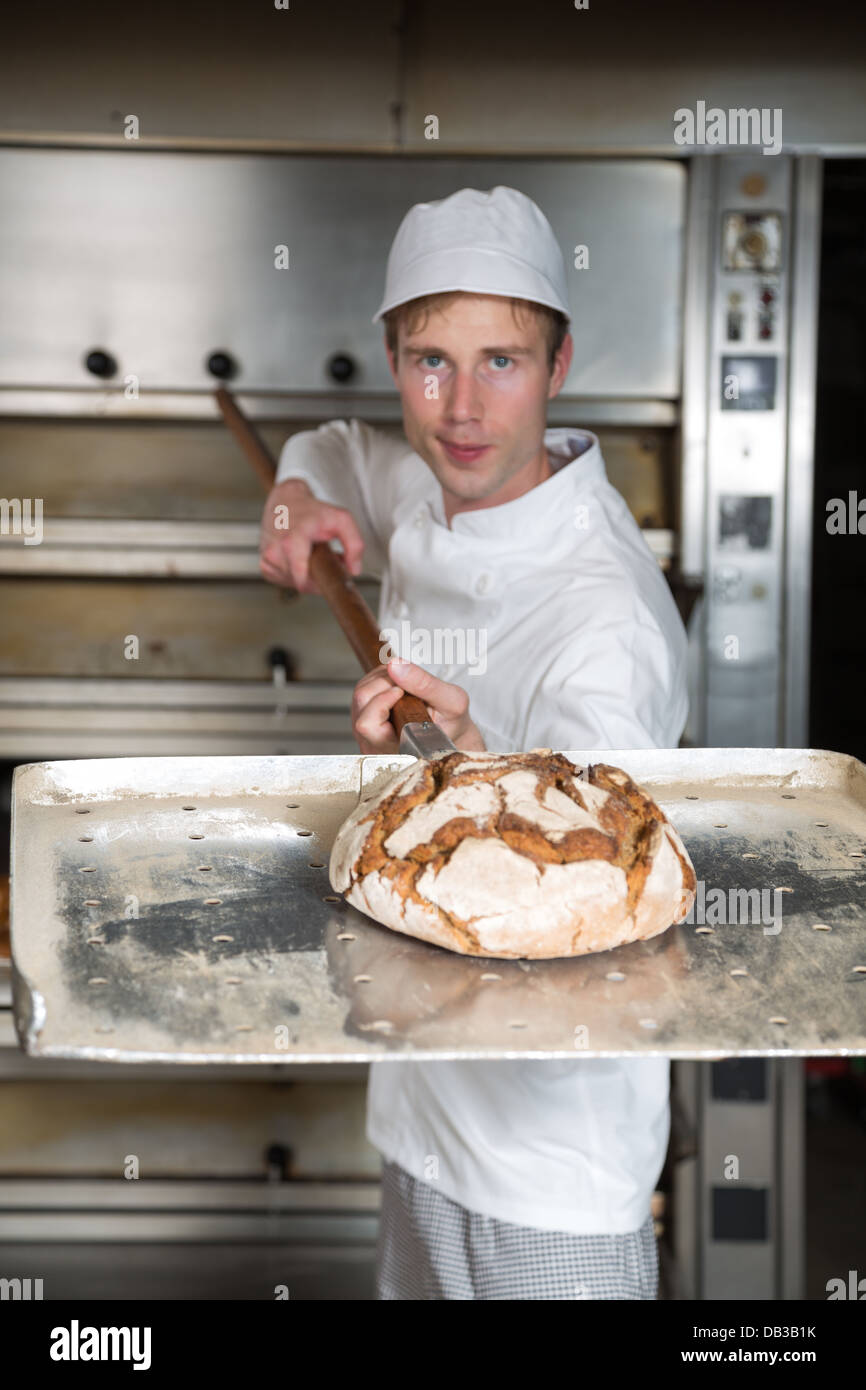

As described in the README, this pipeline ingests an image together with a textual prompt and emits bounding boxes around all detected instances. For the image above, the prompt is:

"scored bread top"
[329,749,697,959]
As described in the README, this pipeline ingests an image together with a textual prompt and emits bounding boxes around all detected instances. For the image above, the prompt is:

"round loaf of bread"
[329,749,697,959]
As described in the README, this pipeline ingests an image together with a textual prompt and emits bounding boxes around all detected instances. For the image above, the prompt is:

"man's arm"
[263,417,420,590]
[526,612,689,755]
[261,418,393,590]
[259,475,368,593]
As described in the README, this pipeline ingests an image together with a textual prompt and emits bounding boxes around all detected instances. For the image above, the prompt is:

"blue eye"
[490,355,511,369]
[422,355,443,368]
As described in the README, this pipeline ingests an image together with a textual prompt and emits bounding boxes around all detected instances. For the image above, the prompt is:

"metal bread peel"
[6,392,866,1063]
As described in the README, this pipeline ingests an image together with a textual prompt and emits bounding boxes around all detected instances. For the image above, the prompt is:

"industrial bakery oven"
[0,149,826,1298]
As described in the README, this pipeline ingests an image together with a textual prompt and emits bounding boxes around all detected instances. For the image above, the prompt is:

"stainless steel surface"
[0,1216,375,1243]
[703,156,794,747]
[0,677,357,758]
[0,1238,376,1300]
[3,3,866,158]
[0,520,263,579]
[0,1,401,151]
[671,1059,700,1299]
[0,1215,376,1242]
[10,747,866,1064]
[784,156,823,749]
[679,156,713,588]
[0,1072,375,1177]
[0,517,674,577]
[0,575,383,685]
[703,1060,804,1300]
[702,1063,776,1298]
[0,1174,380,1255]
[0,389,680,424]
[0,677,352,711]
[396,2,866,159]
[679,156,714,751]
[0,151,685,404]
[779,1057,806,1300]
[672,1057,806,1301]
[0,1179,379,1213]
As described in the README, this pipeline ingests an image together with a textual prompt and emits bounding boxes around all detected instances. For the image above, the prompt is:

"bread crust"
[329,749,697,959]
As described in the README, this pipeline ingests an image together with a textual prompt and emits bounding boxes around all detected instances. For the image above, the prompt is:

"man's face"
[385,293,573,511]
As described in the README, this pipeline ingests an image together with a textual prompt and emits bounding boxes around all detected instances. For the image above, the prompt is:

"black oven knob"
[84,349,117,378]
[268,646,297,680]
[206,350,238,380]
[327,352,357,384]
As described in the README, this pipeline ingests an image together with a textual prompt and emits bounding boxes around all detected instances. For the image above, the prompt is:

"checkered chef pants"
[375,1159,659,1300]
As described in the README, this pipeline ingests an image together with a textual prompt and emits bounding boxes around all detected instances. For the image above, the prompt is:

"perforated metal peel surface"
[9,750,866,1062]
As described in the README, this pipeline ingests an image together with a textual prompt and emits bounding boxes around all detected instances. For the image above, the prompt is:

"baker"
[259,185,689,1301]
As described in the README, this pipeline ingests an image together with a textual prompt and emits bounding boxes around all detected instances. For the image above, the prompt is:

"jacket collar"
[426,429,606,537]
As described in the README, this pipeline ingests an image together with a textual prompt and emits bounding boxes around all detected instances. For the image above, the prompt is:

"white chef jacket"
[275,419,689,1236]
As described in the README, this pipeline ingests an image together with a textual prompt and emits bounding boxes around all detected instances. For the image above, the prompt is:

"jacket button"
[475,573,492,595]
[413,511,425,528]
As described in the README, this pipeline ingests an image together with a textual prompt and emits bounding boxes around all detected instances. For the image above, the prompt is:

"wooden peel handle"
[214,387,431,737]
[307,545,431,736]
[215,387,278,493]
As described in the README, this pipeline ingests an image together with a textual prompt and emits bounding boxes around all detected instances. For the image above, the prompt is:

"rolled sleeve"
[275,418,395,579]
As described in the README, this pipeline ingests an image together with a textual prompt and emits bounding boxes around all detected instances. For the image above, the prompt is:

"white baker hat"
[372,185,571,324]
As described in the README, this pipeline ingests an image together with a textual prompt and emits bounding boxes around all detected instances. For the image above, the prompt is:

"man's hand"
[259,477,365,593]
[352,657,487,754]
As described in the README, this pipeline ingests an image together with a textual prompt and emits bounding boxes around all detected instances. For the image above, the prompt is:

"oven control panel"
[704,158,792,747]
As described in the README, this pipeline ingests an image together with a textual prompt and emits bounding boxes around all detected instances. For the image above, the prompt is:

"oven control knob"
[84,349,117,378]
[268,646,297,680]
[741,230,768,263]
[206,350,238,380]
[327,352,357,384]
[265,1144,292,1181]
